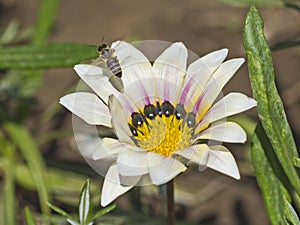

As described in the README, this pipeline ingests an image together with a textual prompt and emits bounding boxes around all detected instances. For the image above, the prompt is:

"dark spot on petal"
[129,124,138,136]
[162,101,175,117]
[144,104,157,119]
[131,112,145,127]
[175,104,186,120]
[187,112,196,128]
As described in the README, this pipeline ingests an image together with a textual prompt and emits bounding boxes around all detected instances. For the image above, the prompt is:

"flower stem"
[167,179,175,225]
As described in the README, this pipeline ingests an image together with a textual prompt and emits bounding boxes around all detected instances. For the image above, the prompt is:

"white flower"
[60,41,256,207]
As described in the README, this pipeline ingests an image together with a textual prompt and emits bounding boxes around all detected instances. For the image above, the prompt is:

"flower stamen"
[128,101,195,157]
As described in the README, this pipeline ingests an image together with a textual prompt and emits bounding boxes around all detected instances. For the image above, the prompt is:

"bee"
[97,43,122,78]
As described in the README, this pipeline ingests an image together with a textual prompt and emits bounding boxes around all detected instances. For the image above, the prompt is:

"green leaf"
[79,179,91,225]
[4,122,50,215]
[0,158,98,206]
[66,218,80,225]
[219,0,284,7]
[24,207,37,225]
[17,0,59,98]
[243,6,300,195]
[0,42,98,69]
[32,0,60,45]
[88,204,116,223]
[0,134,16,225]
[284,198,300,225]
[251,124,289,224]
[47,202,74,220]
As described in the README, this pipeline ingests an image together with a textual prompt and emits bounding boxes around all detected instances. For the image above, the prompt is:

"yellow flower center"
[128,101,195,157]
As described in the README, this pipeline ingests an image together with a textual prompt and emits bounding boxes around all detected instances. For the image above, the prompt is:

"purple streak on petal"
[179,79,193,104]
[138,79,151,105]
[193,92,205,114]
[145,95,151,105]
[143,86,151,105]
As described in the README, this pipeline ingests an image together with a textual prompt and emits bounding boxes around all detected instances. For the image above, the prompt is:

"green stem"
[167,180,175,225]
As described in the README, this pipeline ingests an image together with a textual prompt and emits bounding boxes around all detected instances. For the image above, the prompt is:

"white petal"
[153,42,187,103]
[112,41,150,67]
[122,78,156,109]
[212,58,245,84]
[101,165,133,207]
[119,174,143,186]
[92,138,121,160]
[180,49,229,108]
[92,138,145,161]
[59,92,111,127]
[195,122,246,143]
[147,153,186,185]
[112,41,155,107]
[155,42,187,72]
[194,58,245,118]
[74,130,102,158]
[200,48,228,72]
[108,95,135,144]
[117,150,148,176]
[74,64,136,112]
[196,93,257,132]
[206,146,240,179]
[179,60,211,110]
[74,64,119,104]
[175,144,209,165]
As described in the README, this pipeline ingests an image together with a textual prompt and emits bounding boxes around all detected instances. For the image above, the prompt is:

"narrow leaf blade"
[24,207,37,225]
[251,124,288,224]
[32,0,60,44]
[284,198,300,225]
[243,6,300,195]
[0,43,98,69]
[4,122,50,214]
[219,0,284,7]
[47,202,74,220]
[88,204,116,223]
[0,135,16,225]
[79,179,91,224]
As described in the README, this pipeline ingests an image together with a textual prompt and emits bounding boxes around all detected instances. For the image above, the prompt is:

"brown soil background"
[1,0,300,224]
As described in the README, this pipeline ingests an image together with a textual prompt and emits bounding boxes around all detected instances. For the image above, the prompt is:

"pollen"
[128,101,196,157]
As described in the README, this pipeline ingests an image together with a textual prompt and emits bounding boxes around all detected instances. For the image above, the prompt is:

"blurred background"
[0,0,299,224]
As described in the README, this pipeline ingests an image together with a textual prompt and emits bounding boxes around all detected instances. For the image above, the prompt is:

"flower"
[60,41,256,206]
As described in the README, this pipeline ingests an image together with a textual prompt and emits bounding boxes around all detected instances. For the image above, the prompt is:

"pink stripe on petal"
[193,93,205,114]
[123,78,155,108]
[179,79,193,104]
